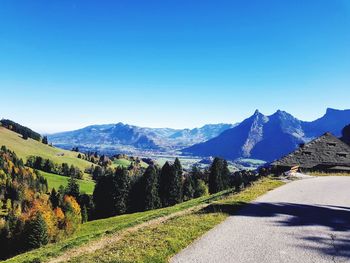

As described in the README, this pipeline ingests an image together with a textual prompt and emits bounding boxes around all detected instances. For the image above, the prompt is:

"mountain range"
[48,123,235,154]
[49,108,350,161]
[184,108,350,161]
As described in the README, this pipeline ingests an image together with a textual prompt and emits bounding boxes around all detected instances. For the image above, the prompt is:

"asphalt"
[171,176,350,263]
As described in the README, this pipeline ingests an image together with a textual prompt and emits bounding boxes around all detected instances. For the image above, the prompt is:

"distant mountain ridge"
[183,108,350,161]
[48,123,235,154]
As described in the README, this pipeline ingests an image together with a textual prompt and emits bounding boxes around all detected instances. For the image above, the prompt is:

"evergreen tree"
[23,213,49,249]
[168,158,183,205]
[92,166,103,181]
[183,175,195,201]
[42,136,48,145]
[43,159,54,173]
[159,162,172,207]
[143,165,161,210]
[113,167,130,214]
[69,165,76,177]
[49,188,59,208]
[66,176,80,199]
[61,163,70,176]
[81,205,88,223]
[209,157,230,194]
[93,167,130,218]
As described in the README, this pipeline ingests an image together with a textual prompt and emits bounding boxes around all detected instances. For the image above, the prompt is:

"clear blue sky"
[0,0,349,133]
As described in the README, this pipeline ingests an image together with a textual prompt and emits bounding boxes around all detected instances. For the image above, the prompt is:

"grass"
[0,127,92,173]
[307,171,350,177]
[4,178,284,263]
[4,185,241,263]
[111,158,148,169]
[40,171,95,195]
[68,178,285,263]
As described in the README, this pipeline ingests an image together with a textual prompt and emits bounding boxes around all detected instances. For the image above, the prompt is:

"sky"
[0,0,349,133]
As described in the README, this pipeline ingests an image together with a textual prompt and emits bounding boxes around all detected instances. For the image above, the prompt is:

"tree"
[194,179,209,198]
[42,136,48,145]
[341,124,350,145]
[43,159,54,173]
[61,163,70,176]
[168,158,183,205]
[66,176,80,199]
[81,205,88,223]
[49,188,59,209]
[183,176,195,201]
[113,167,130,214]
[92,166,103,181]
[209,157,230,194]
[142,165,161,210]
[159,162,172,207]
[93,167,130,218]
[23,213,49,249]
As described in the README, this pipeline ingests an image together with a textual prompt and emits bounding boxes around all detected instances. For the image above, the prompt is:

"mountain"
[48,123,235,154]
[301,108,350,137]
[183,108,350,162]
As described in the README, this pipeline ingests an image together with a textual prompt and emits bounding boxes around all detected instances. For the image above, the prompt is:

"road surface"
[171,176,350,263]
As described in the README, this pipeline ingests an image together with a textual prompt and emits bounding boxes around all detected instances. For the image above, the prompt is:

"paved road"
[171,176,350,263]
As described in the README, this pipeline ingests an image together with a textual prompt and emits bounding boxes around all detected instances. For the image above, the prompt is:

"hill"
[184,108,350,162]
[0,127,93,173]
[40,171,95,194]
[48,123,235,154]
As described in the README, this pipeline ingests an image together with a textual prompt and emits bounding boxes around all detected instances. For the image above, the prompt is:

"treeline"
[26,156,83,179]
[0,146,82,259]
[92,158,208,218]
[77,150,112,167]
[0,119,41,141]
[91,157,263,219]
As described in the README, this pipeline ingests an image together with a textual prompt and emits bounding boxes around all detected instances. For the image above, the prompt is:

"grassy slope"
[0,127,92,173]
[69,178,284,263]
[5,178,284,263]
[40,171,95,195]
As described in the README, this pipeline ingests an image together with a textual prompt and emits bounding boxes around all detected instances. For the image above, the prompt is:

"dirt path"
[48,204,209,263]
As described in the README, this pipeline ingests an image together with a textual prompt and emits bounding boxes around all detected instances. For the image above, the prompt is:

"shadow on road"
[202,201,350,260]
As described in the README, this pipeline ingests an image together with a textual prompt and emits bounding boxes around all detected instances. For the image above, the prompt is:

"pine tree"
[49,188,59,208]
[168,158,183,205]
[183,176,195,201]
[93,167,131,218]
[209,157,230,194]
[92,166,103,181]
[143,165,161,210]
[81,205,88,223]
[159,162,172,207]
[66,176,80,199]
[42,136,48,144]
[113,167,130,214]
[24,213,49,249]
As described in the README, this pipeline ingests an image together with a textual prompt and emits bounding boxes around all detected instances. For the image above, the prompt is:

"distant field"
[111,158,148,168]
[40,171,95,195]
[154,156,202,169]
[0,127,92,173]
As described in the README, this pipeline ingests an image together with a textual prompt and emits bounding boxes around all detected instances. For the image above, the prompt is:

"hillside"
[40,171,95,194]
[48,123,235,154]
[0,127,93,174]
[3,177,283,263]
[184,108,350,162]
